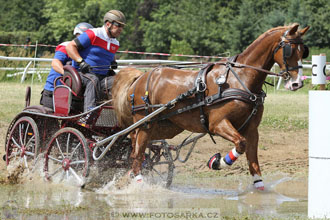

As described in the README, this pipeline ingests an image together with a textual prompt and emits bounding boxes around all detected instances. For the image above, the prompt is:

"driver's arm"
[66,40,83,63]
[51,59,64,75]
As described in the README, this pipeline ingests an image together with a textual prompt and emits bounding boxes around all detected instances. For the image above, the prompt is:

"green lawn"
[0,82,44,124]
[0,81,309,130]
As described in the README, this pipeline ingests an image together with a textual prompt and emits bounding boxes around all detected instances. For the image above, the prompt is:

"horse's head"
[273,24,310,91]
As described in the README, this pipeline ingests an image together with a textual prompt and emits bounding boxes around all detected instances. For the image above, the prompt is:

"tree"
[40,0,86,43]
[0,0,46,32]
[228,0,260,53]
[304,0,330,47]
[141,0,176,53]
[169,39,194,61]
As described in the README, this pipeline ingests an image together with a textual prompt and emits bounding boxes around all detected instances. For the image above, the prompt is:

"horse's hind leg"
[208,119,247,169]
[245,128,265,190]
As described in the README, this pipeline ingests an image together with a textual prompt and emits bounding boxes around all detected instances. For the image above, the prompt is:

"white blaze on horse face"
[285,72,303,91]
[298,60,303,76]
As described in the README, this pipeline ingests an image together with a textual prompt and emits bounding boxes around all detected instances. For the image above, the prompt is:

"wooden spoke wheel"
[44,127,90,187]
[142,141,174,188]
[5,116,40,172]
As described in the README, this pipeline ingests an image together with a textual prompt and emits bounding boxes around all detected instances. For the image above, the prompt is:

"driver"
[66,10,125,124]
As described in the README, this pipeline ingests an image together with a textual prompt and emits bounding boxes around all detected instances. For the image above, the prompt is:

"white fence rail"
[0,55,329,89]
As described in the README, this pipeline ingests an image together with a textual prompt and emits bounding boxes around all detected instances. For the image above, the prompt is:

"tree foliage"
[0,0,329,57]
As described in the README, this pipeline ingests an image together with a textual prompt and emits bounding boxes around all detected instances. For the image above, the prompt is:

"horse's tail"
[112,67,144,128]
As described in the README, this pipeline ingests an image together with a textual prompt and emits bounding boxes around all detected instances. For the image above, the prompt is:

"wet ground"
[0,173,307,219]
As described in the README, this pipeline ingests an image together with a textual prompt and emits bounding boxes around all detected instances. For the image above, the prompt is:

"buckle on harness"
[250,94,257,102]
[205,96,213,104]
[196,78,206,92]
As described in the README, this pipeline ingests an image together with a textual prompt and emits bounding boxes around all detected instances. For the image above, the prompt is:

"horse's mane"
[112,68,144,128]
[243,24,297,55]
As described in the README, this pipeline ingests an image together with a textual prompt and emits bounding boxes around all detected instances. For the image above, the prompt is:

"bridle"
[273,29,308,80]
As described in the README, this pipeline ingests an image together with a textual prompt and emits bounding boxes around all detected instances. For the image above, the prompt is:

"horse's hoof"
[207,153,221,170]
[128,170,143,183]
[253,179,265,191]
[133,174,143,183]
[256,186,265,191]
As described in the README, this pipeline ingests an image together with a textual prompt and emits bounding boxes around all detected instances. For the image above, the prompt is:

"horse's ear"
[299,26,310,36]
[288,24,299,35]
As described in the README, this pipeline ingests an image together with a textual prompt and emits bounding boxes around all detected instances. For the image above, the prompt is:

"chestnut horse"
[112,23,309,189]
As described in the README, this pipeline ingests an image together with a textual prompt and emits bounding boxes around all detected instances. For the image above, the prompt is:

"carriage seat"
[24,86,54,114]
[53,65,112,116]
[53,85,72,116]
[51,65,84,115]
[61,65,112,102]
[62,65,83,97]
[24,105,54,114]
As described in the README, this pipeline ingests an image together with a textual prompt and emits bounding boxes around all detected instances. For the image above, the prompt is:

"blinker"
[302,45,309,59]
[283,44,292,58]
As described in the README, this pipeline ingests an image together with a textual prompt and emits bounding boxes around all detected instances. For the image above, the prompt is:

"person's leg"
[100,76,114,99]
[81,73,101,112]
[40,89,54,109]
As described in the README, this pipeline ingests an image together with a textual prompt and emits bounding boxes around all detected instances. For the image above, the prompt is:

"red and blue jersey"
[44,41,71,91]
[73,26,119,75]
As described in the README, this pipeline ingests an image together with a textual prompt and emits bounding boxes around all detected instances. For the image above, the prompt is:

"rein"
[221,61,285,78]
[91,61,287,78]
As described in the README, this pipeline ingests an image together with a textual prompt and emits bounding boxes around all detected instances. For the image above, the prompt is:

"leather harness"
[129,55,266,139]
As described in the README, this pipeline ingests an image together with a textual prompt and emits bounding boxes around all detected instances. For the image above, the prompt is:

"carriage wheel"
[5,116,40,173]
[44,127,90,187]
[142,141,174,188]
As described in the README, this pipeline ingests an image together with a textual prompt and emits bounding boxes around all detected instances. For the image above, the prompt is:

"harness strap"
[195,63,216,143]
[238,105,258,132]
[130,71,150,114]
[195,64,214,92]
[142,68,157,105]
[151,88,264,123]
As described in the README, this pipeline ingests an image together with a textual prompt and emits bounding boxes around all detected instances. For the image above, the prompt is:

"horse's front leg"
[208,119,247,170]
[244,128,264,190]
[130,128,149,182]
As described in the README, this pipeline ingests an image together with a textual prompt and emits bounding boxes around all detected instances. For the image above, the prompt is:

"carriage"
[4,23,309,190]
[3,65,202,188]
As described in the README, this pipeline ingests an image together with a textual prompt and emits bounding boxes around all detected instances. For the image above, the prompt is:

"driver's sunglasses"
[112,21,124,28]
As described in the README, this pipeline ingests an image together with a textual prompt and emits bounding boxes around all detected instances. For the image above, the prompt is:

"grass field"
[0,81,309,129]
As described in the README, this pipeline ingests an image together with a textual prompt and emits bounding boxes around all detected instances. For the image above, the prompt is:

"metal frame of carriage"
[4,65,204,188]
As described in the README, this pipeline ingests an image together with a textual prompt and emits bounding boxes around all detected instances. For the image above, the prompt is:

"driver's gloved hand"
[107,69,116,76]
[110,60,118,70]
[78,60,91,74]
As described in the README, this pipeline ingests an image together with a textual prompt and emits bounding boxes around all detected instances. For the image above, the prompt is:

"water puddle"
[0,172,307,219]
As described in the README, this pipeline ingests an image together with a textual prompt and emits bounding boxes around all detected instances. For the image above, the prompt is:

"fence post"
[312,54,327,90]
[31,40,38,84]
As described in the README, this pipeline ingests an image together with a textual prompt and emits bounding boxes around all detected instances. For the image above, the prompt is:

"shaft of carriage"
[92,96,179,161]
